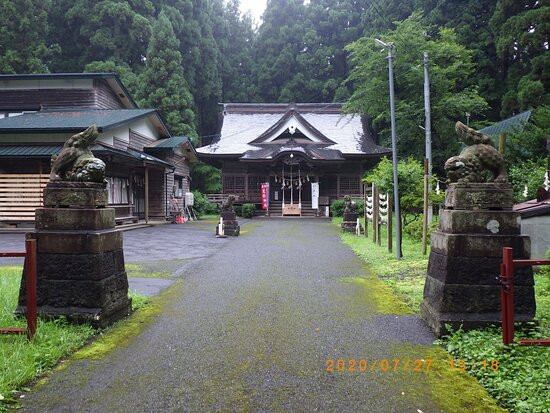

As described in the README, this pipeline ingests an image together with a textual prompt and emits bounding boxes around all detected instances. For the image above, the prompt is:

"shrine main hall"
[197,103,391,217]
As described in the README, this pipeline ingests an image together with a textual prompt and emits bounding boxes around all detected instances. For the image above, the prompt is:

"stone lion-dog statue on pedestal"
[49,125,106,183]
[444,121,507,184]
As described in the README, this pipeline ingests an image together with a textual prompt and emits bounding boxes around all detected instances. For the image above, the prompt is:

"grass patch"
[125,263,171,279]
[334,217,550,412]
[437,259,550,413]
[0,268,154,411]
[334,216,428,312]
[0,266,94,410]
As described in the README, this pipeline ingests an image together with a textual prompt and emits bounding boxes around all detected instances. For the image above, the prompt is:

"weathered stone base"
[17,299,131,328]
[18,184,132,328]
[420,301,535,337]
[421,182,536,337]
[341,221,362,233]
[341,212,361,233]
[216,211,240,236]
[216,221,240,236]
[43,183,108,208]
[445,182,513,210]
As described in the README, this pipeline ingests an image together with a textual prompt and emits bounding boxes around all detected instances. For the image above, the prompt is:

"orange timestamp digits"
[448,359,499,371]
[325,358,433,373]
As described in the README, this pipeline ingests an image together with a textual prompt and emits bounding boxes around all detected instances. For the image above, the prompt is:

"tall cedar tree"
[158,0,222,137]
[138,11,197,141]
[49,0,153,72]
[490,0,549,117]
[0,0,56,73]
[252,0,311,102]
[213,0,256,103]
[424,0,501,120]
[345,13,488,172]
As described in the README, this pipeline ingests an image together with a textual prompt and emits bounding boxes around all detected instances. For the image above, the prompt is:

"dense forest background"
[0,0,548,193]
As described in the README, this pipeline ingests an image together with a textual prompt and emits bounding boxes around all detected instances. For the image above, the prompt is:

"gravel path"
[18,219,443,412]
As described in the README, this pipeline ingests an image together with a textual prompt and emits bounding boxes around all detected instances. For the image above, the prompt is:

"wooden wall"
[129,130,156,150]
[0,80,125,111]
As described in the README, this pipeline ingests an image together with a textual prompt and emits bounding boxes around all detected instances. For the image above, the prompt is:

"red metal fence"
[500,247,550,346]
[0,239,37,340]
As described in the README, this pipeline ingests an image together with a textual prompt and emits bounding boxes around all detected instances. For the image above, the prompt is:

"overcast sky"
[238,0,267,24]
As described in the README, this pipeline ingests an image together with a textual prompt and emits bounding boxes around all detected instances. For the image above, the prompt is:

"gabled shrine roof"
[197,103,390,159]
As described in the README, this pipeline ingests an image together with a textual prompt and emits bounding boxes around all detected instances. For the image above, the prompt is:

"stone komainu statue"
[49,125,106,183]
[221,194,236,212]
[444,121,507,184]
[343,194,357,213]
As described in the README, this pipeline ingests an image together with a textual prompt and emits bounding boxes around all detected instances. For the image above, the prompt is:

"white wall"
[521,215,550,258]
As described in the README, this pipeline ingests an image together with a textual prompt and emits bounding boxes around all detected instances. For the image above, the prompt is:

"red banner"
[261,183,269,209]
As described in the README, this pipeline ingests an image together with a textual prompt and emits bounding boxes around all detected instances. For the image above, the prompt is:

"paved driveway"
[15,219,448,412]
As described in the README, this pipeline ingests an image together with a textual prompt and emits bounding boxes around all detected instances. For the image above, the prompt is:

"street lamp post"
[375,38,402,259]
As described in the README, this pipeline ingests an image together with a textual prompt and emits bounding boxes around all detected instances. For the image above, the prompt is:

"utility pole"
[376,39,402,259]
[423,51,433,224]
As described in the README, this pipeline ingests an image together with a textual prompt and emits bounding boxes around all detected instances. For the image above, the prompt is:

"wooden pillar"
[377,191,381,247]
[372,183,378,244]
[388,193,392,253]
[245,172,249,201]
[144,166,149,223]
[363,183,368,238]
[499,133,507,155]
[337,174,340,198]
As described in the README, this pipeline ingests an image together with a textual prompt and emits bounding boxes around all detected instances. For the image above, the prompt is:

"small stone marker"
[216,195,239,236]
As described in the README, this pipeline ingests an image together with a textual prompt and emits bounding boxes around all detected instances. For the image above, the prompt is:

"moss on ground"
[72,283,178,361]
[340,275,412,315]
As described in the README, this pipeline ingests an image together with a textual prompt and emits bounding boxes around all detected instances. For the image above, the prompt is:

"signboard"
[261,183,269,209]
[311,182,319,209]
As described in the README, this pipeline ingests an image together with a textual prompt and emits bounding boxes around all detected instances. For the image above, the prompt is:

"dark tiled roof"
[0,144,62,157]
[223,102,343,114]
[240,144,345,161]
[198,103,391,157]
[480,110,532,137]
[0,109,160,133]
[146,136,190,149]
[0,73,138,108]
[0,143,173,169]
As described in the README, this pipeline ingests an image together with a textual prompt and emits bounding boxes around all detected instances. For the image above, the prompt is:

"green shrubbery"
[191,190,218,217]
[402,217,439,241]
[241,203,256,218]
[330,199,364,217]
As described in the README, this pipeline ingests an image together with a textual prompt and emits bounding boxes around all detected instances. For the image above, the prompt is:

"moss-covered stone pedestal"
[421,183,536,337]
[341,211,361,233]
[342,212,363,233]
[17,182,131,328]
[216,211,240,236]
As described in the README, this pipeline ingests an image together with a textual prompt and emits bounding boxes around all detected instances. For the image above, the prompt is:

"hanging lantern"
[436,180,441,195]
[523,185,529,198]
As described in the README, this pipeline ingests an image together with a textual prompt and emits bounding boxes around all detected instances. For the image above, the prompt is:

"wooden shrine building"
[197,103,391,216]
[0,73,198,227]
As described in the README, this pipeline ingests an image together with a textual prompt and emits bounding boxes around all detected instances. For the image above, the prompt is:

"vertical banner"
[261,183,269,210]
[311,182,319,209]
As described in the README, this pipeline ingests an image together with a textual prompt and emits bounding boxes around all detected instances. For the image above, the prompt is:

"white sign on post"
[311,182,319,209]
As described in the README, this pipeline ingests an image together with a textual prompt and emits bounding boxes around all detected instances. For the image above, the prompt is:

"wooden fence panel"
[0,174,48,222]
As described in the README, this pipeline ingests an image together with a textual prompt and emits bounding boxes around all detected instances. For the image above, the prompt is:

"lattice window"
[248,176,266,196]
[322,175,338,195]
[234,176,245,195]
[339,176,361,195]
[223,175,246,195]
[223,176,234,193]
